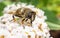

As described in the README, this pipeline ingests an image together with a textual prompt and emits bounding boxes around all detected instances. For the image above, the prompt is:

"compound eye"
[26,12,32,18]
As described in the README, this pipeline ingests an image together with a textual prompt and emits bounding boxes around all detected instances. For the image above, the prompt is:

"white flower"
[0,29,10,38]
[36,8,45,17]
[29,32,35,38]
[3,4,17,14]
[6,22,20,31]
[10,34,22,38]
[0,14,13,22]
[0,2,52,38]
[32,15,46,27]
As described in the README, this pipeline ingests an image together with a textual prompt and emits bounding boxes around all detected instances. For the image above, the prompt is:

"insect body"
[13,8,36,26]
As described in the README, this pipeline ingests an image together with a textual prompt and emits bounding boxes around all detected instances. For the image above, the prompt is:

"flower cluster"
[0,3,52,38]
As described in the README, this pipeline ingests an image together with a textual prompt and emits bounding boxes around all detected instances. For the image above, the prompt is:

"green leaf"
[47,21,60,30]
[3,1,12,5]
[0,2,6,16]
[44,10,58,24]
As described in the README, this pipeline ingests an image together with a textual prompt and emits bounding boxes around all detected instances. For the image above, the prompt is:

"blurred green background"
[0,0,60,30]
